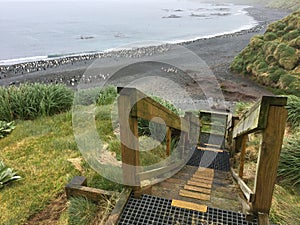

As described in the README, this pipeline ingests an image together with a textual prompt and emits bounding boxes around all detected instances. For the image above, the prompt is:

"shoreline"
[0,5,281,72]
[0,5,290,102]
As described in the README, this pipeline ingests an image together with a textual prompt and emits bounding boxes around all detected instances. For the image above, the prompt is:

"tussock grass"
[270,185,300,225]
[278,131,300,186]
[285,95,300,129]
[0,83,73,121]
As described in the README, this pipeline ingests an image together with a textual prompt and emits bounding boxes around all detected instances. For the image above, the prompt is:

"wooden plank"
[253,106,287,214]
[65,185,115,202]
[66,176,87,187]
[232,96,287,138]
[197,167,215,174]
[179,190,210,201]
[136,97,189,132]
[233,101,261,138]
[118,87,190,132]
[196,168,214,177]
[231,168,254,202]
[187,180,212,189]
[197,146,223,153]
[190,177,213,185]
[118,91,140,187]
[105,188,132,225]
[171,199,208,212]
[184,185,211,194]
[239,135,248,178]
[192,174,214,182]
[193,173,214,180]
[201,123,226,127]
[139,160,184,180]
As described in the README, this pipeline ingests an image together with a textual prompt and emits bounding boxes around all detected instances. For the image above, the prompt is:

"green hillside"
[218,0,300,11]
[231,10,300,95]
[267,0,300,11]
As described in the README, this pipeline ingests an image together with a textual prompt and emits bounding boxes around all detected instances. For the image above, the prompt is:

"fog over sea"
[0,0,257,65]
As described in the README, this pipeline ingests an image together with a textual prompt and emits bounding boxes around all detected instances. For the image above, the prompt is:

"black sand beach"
[0,5,290,102]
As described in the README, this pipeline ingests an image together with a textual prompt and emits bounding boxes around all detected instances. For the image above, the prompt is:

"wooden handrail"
[118,87,191,132]
[233,96,287,138]
[228,95,287,224]
[117,87,200,190]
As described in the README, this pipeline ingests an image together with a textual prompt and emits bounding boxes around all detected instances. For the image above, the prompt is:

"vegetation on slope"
[231,10,300,95]
[222,0,300,11]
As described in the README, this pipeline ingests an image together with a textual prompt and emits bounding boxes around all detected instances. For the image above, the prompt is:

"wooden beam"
[118,89,140,187]
[65,185,115,202]
[105,188,132,225]
[136,98,189,132]
[166,126,171,156]
[233,101,261,138]
[258,213,270,225]
[138,160,184,181]
[231,168,255,202]
[233,96,287,138]
[197,146,224,153]
[253,106,287,214]
[239,135,248,178]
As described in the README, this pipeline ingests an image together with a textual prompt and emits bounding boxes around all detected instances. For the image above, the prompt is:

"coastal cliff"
[230,10,300,95]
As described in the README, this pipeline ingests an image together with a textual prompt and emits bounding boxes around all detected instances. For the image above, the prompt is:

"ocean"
[0,0,257,65]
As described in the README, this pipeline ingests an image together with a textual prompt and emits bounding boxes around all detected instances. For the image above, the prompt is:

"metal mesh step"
[187,149,230,171]
[118,194,258,225]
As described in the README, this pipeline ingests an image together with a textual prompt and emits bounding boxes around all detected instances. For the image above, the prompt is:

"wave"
[0,51,100,66]
[0,56,48,65]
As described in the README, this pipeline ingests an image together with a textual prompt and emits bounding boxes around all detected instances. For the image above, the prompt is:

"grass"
[0,83,73,121]
[68,197,99,225]
[0,85,139,224]
[0,109,122,224]
[285,95,300,129]
[270,185,300,225]
[278,130,300,186]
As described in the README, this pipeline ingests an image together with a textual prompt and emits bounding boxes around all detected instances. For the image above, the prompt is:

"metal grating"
[187,149,230,171]
[118,194,258,225]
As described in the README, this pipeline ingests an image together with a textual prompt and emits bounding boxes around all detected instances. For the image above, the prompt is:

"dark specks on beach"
[0,45,171,88]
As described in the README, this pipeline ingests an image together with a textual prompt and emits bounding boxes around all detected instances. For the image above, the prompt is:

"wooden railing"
[117,87,200,191]
[228,96,287,224]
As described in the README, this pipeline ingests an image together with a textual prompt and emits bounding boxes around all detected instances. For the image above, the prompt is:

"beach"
[0,5,289,104]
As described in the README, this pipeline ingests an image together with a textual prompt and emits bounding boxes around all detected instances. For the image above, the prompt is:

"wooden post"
[233,135,243,155]
[166,126,171,156]
[239,134,248,178]
[118,88,140,189]
[253,106,287,214]
[258,213,270,225]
